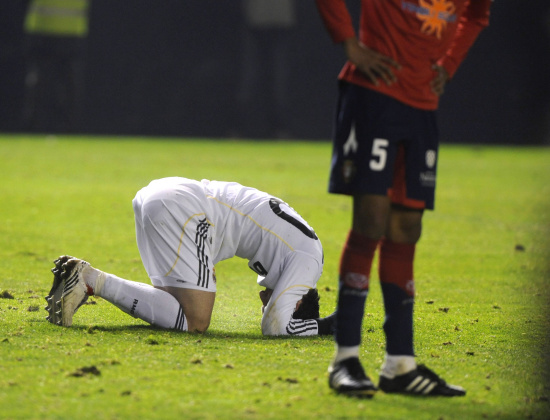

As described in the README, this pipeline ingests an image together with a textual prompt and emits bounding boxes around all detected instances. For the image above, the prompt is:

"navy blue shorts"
[329,82,439,210]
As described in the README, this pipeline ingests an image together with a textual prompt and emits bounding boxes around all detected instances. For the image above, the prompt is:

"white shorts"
[132,177,324,318]
[133,182,217,292]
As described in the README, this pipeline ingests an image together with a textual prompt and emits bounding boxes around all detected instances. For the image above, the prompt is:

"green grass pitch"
[0,135,549,419]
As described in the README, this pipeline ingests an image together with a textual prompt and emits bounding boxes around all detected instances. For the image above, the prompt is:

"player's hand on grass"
[343,37,400,86]
[259,288,273,313]
[430,64,449,96]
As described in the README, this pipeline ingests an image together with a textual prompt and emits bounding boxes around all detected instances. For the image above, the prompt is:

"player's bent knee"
[159,286,216,333]
[186,315,211,333]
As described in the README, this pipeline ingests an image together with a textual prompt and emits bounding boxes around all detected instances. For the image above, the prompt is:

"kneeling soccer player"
[45,177,335,336]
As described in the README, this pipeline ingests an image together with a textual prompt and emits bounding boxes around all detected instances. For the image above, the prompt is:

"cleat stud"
[55,310,61,317]
[44,305,50,311]
[56,300,61,306]
[46,316,51,321]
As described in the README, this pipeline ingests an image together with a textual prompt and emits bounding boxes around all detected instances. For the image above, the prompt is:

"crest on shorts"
[342,159,356,183]
[425,150,437,168]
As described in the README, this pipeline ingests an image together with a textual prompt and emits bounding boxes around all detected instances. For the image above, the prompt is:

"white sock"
[380,354,417,378]
[80,264,101,293]
[333,345,360,364]
[84,267,187,331]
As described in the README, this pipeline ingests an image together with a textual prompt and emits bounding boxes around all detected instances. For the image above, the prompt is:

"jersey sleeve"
[261,284,320,336]
[286,317,320,336]
[437,0,492,78]
[260,252,322,336]
[315,0,356,43]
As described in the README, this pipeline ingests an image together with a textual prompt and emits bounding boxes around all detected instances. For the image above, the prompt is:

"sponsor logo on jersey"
[402,0,457,39]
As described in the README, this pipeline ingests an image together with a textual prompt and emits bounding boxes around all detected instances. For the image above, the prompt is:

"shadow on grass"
[67,323,332,342]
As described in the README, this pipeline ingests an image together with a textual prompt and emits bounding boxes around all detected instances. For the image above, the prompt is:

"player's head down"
[292,288,320,320]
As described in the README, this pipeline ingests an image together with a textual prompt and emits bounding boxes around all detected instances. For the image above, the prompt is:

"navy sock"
[335,282,368,346]
[381,282,414,355]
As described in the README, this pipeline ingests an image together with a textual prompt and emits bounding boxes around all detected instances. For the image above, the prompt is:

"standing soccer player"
[315,0,491,397]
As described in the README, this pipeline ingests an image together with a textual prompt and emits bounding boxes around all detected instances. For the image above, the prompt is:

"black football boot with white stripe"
[45,256,90,327]
[45,255,73,325]
[379,364,466,396]
[329,357,378,398]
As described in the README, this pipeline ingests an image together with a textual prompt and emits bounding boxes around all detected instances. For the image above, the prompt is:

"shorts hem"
[150,275,216,292]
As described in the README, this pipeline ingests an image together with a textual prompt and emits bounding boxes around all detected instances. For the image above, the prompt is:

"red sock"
[378,239,416,296]
[336,231,379,346]
[339,230,379,290]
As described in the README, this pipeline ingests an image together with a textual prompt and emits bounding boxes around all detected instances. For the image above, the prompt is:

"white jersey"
[132,177,324,336]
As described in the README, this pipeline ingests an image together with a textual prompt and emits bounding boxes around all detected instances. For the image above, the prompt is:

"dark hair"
[293,288,320,320]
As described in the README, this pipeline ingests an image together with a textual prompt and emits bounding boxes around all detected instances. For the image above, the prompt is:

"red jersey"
[316,0,491,110]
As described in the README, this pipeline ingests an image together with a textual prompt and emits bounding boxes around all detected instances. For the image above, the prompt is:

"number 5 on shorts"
[369,138,389,171]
